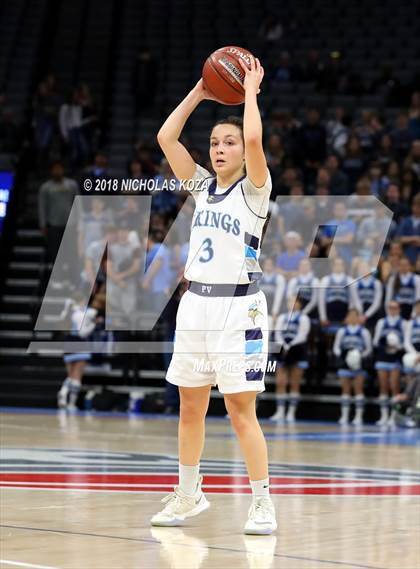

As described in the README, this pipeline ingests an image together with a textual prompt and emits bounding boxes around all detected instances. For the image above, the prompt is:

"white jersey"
[184,164,271,285]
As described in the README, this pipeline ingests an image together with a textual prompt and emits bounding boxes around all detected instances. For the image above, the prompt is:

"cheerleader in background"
[403,300,420,375]
[351,260,383,329]
[271,297,311,422]
[287,258,319,320]
[57,292,99,410]
[318,257,362,332]
[259,257,286,329]
[333,309,372,426]
[373,301,408,426]
[385,256,420,320]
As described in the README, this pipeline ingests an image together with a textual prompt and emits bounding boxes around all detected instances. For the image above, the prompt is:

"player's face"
[209,124,244,175]
[387,302,400,316]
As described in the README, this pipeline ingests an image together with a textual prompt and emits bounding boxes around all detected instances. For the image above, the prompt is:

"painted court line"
[0,560,60,569]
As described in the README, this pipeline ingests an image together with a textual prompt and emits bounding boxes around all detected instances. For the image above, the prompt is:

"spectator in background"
[408,92,420,139]
[314,184,332,222]
[341,135,367,191]
[390,112,414,161]
[78,196,113,254]
[59,88,90,169]
[403,140,420,192]
[257,14,283,56]
[320,201,356,268]
[378,242,404,284]
[83,225,118,292]
[276,182,304,233]
[265,133,287,180]
[38,160,79,268]
[374,133,395,170]
[78,83,98,156]
[271,51,302,83]
[152,158,179,217]
[134,140,158,177]
[143,230,175,312]
[326,107,350,157]
[314,167,331,194]
[395,194,420,265]
[297,108,327,185]
[367,160,389,197]
[0,108,20,154]
[32,74,62,166]
[276,231,306,279]
[383,183,410,223]
[132,48,158,117]
[302,50,323,83]
[265,110,299,156]
[325,154,349,195]
[354,110,383,157]
[81,152,110,192]
[107,220,141,322]
[356,201,394,252]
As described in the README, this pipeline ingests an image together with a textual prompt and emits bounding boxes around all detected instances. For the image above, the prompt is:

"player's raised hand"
[193,78,222,103]
[238,56,264,95]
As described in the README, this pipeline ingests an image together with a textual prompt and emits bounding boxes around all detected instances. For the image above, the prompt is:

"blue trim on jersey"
[245,328,263,341]
[244,232,260,249]
[245,245,257,259]
[245,339,263,354]
[206,175,246,203]
[64,353,91,363]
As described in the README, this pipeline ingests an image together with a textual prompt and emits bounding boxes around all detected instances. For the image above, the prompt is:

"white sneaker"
[338,416,349,425]
[376,415,388,426]
[151,476,210,526]
[57,387,69,409]
[285,412,296,423]
[270,408,285,422]
[244,497,277,535]
[351,416,363,426]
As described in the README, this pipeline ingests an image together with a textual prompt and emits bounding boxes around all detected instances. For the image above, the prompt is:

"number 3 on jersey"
[199,238,214,263]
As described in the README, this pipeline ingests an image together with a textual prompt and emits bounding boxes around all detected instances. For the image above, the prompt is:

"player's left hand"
[238,56,264,94]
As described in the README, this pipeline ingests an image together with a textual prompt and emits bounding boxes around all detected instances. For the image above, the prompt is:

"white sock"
[179,463,200,496]
[68,379,81,406]
[340,395,351,421]
[250,477,270,498]
[60,377,71,391]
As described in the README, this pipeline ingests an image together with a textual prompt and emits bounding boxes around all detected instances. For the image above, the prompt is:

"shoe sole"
[150,498,210,527]
[244,524,277,535]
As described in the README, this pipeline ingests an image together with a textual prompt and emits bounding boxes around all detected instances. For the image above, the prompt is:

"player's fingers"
[238,58,249,73]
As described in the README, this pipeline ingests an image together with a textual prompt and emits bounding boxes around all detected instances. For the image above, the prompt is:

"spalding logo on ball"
[202,46,255,105]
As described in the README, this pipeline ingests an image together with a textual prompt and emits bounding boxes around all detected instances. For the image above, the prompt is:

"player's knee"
[228,407,255,435]
[180,400,206,423]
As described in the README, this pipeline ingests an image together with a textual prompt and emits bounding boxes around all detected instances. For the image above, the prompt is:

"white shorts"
[166,289,268,394]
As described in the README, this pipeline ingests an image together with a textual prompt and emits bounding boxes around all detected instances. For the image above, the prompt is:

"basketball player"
[151,57,277,534]
[271,297,311,422]
[333,309,372,425]
[373,301,408,425]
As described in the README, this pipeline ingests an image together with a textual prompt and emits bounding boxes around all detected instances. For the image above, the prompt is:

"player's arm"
[332,328,344,358]
[238,57,267,188]
[157,80,216,180]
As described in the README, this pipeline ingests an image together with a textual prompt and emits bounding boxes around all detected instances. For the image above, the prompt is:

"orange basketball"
[202,46,255,105]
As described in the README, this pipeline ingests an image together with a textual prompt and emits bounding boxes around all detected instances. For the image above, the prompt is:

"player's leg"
[376,369,390,425]
[286,366,303,422]
[224,391,276,535]
[339,376,352,425]
[271,365,288,421]
[151,385,211,527]
[352,374,365,425]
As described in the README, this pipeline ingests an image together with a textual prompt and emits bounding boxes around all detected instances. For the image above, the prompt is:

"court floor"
[1,408,419,569]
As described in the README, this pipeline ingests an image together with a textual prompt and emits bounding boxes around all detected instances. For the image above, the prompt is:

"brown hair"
[212,116,244,143]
